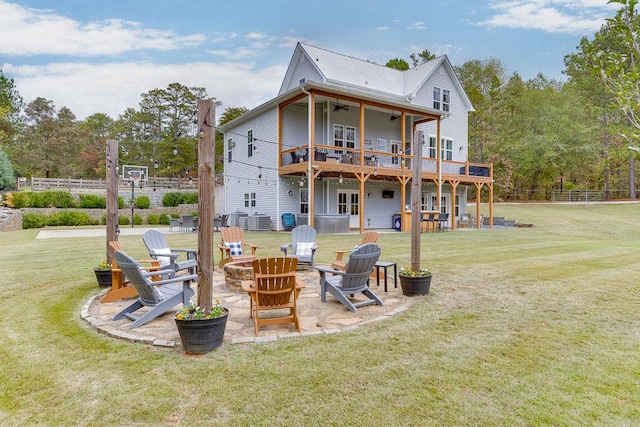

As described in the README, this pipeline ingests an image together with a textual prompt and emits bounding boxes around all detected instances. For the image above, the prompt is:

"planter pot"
[175,309,229,354]
[94,268,112,287]
[399,274,432,296]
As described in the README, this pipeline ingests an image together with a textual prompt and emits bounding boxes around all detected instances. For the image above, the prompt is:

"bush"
[133,214,143,225]
[79,194,106,208]
[8,192,31,208]
[118,215,130,226]
[183,192,198,204]
[162,192,183,207]
[101,214,106,225]
[147,213,160,225]
[46,211,95,226]
[22,212,48,229]
[41,190,77,208]
[135,195,150,209]
[159,214,170,225]
[118,196,125,209]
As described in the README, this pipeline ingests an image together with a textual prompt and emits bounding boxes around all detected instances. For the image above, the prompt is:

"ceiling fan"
[390,112,399,121]
[333,100,349,111]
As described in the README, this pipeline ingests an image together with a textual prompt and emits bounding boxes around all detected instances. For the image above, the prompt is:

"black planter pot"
[399,274,432,296]
[94,268,112,287]
[175,309,229,354]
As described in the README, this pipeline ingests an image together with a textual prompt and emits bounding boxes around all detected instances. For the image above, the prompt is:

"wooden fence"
[30,177,201,191]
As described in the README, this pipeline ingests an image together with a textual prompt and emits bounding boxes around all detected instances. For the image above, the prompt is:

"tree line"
[0,0,638,201]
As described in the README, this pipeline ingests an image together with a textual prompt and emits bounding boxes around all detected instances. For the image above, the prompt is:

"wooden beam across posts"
[411,130,423,272]
[197,99,215,312]
[105,139,119,265]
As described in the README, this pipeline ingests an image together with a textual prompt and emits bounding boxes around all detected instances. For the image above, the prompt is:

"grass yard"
[1,202,639,425]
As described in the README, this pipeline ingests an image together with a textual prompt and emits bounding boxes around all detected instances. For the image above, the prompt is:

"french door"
[337,190,360,228]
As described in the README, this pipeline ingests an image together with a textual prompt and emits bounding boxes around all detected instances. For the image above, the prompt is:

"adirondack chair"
[217,226,258,267]
[280,224,317,266]
[100,241,161,303]
[315,243,383,313]
[142,230,197,276]
[112,250,196,329]
[241,257,305,336]
[331,231,378,271]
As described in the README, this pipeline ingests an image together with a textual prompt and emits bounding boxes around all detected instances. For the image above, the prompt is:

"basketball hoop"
[128,170,141,188]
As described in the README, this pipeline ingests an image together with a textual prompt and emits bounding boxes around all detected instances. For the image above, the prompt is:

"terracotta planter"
[175,309,229,354]
[399,274,432,296]
[94,268,112,287]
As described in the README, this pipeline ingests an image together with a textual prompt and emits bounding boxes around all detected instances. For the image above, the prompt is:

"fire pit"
[223,259,256,291]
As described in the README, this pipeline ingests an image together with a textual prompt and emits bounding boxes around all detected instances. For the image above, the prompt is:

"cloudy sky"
[0,0,621,121]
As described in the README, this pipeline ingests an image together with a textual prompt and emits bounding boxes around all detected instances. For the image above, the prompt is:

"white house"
[218,43,493,232]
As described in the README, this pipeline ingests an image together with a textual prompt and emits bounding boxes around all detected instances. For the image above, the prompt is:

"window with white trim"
[428,137,437,158]
[244,192,256,208]
[247,130,254,157]
[455,194,460,217]
[433,87,451,113]
[442,89,451,112]
[433,87,441,110]
[441,138,453,160]
[333,125,344,154]
[421,192,429,211]
[345,126,356,149]
[300,189,309,213]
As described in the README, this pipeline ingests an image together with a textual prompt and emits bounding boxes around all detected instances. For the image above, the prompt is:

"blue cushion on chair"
[225,241,243,256]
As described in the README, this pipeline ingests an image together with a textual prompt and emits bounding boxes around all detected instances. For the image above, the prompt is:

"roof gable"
[280,43,472,111]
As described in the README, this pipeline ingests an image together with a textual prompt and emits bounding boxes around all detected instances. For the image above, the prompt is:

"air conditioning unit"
[247,215,272,231]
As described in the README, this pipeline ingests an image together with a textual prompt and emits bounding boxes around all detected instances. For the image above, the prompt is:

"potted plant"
[174,300,229,354]
[398,266,432,296]
[94,261,112,287]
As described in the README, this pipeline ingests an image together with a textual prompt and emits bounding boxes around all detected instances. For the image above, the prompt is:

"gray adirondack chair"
[142,229,197,275]
[112,250,196,329]
[314,243,383,312]
[280,224,317,266]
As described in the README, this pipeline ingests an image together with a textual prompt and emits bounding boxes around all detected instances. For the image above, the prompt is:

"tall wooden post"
[197,99,215,312]
[410,130,423,272]
[106,139,119,265]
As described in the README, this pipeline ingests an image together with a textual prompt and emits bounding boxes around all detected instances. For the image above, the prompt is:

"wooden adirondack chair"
[112,250,196,329]
[314,243,383,313]
[100,241,161,303]
[142,230,197,275]
[331,231,378,271]
[280,224,317,266]
[217,226,258,267]
[241,257,305,336]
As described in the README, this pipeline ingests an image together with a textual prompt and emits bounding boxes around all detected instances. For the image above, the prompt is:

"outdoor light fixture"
[299,178,305,187]
[154,160,159,169]
[199,128,204,138]
[288,190,293,196]
[338,173,343,184]
[173,145,178,155]
[374,168,378,176]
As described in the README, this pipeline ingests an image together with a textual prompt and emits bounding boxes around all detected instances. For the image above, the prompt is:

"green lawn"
[1,203,639,425]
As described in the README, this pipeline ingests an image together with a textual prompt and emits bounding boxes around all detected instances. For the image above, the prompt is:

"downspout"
[301,86,314,227]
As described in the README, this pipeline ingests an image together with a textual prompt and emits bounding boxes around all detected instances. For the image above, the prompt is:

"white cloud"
[480,0,620,34]
[407,21,426,30]
[375,26,391,31]
[3,61,286,120]
[0,1,205,56]
[207,48,261,60]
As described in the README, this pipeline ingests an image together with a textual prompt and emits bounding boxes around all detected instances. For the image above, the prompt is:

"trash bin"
[392,214,401,231]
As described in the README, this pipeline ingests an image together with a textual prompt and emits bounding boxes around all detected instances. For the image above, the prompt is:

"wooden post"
[197,99,215,312]
[410,130,423,272]
[106,139,119,265]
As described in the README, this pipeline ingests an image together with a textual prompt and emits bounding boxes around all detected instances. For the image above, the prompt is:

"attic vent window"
[439,66,444,75]
[299,77,307,85]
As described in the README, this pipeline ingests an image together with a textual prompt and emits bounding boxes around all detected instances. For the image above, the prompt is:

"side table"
[374,261,397,292]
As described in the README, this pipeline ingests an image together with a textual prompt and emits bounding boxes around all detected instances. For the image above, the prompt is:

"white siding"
[282,54,324,93]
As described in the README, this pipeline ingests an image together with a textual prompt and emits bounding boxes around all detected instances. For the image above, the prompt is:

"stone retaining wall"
[0,208,22,232]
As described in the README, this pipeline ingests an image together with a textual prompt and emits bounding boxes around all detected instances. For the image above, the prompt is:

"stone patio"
[82,264,414,349]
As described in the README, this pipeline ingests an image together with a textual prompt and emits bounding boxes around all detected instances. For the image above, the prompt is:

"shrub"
[79,194,106,208]
[46,211,95,226]
[118,215,130,225]
[41,190,77,208]
[147,213,160,225]
[133,214,143,225]
[8,192,30,208]
[22,212,48,229]
[159,214,170,225]
[118,196,125,209]
[101,214,106,225]
[162,192,183,207]
[183,192,198,204]
[135,195,150,209]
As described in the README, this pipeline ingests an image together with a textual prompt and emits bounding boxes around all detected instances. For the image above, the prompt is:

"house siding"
[282,54,324,93]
